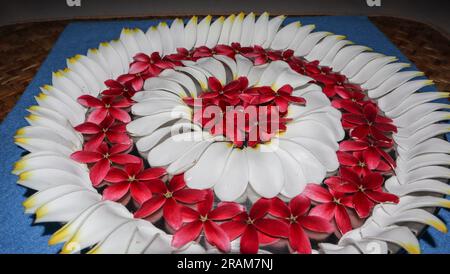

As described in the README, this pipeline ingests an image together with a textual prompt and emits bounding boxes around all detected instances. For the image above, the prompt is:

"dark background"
[1,0,449,36]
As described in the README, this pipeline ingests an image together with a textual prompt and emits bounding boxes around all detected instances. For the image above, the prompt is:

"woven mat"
[0,16,449,122]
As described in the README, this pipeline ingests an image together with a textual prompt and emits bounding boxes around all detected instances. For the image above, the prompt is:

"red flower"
[214,43,253,59]
[337,151,392,176]
[191,46,214,60]
[325,167,399,218]
[343,103,397,142]
[220,198,289,254]
[74,116,131,150]
[103,161,166,205]
[331,89,366,114]
[70,142,140,186]
[126,52,175,90]
[303,184,353,235]
[101,75,137,99]
[339,139,396,169]
[269,195,333,254]
[244,45,282,65]
[197,76,248,106]
[77,95,132,124]
[172,191,243,253]
[134,174,207,229]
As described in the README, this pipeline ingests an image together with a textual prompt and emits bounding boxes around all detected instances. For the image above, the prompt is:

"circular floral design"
[13,13,450,254]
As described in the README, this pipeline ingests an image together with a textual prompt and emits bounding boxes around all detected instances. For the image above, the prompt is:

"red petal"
[124,161,144,177]
[106,131,131,144]
[208,77,222,92]
[350,125,370,140]
[339,140,368,151]
[268,197,290,218]
[204,221,231,253]
[249,198,271,219]
[337,151,358,166]
[342,113,366,125]
[365,190,399,204]
[172,220,203,248]
[104,168,128,183]
[181,206,200,222]
[254,56,267,66]
[325,176,359,193]
[363,148,381,170]
[77,95,103,108]
[274,97,289,113]
[303,184,333,203]
[70,151,102,163]
[374,122,397,133]
[309,203,336,220]
[163,198,183,229]
[197,190,214,216]
[300,215,333,233]
[334,205,352,235]
[362,172,383,190]
[168,174,186,192]
[136,167,166,180]
[102,182,130,201]
[109,153,141,165]
[134,195,166,218]
[128,61,150,74]
[131,77,144,91]
[74,122,100,134]
[89,158,110,186]
[289,223,311,254]
[363,103,378,122]
[209,203,243,221]
[173,189,207,204]
[289,195,311,216]
[109,108,131,123]
[353,192,374,218]
[130,181,153,205]
[254,219,289,238]
[220,220,247,241]
[240,226,259,254]
[87,108,108,124]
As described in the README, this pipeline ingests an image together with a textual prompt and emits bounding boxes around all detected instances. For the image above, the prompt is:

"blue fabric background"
[0,16,448,254]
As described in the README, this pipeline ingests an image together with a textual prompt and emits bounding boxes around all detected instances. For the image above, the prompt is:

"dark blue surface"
[0,16,448,254]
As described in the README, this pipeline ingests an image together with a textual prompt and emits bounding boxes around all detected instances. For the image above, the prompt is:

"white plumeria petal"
[363,62,410,90]
[205,16,224,48]
[195,15,212,47]
[132,100,189,116]
[331,45,371,72]
[174,66,209,92]
[397,165,450,184]
[252,12,269,46]
[275,148,308,198]
[246,63,268,86]
[144,77,188,97]
[88,221,137,254]
[397,153,450,173]
[396,111,449,137]
[87,48,112,78]
[246,144,284,198]
[185,142,232,189]
[184,16,198,50]
[393,103,449,127]
[394,123,450,150]
[294,32,331,57]
[287,24,315,50]
[262,15,285,48]
[240,12,256,47]
[218,14,235,45]
[270,21,301,50]
[398,138,450,160]
[17,168,91,191]
[170,18,185,50]
[16,125,75,150]
[382,196,450,214]
[272,67,313,90]
[235,54,253,77]
[319,39,352,67]
[52,71,83,99]
[368,71,425,100]
[349,56,397,84]
[194,57,227,85]
[127,110,190,137]
[158,22,175,55]
[386,92,449,118]
[159,69,198,96]
[99,41,127,76]
[214,148,249,201]
[145,26,163,54]
[385,176,450,196]
[256,60,290,86]
[277,138,326,183]
[40,85,86,116]
[34,92,82,126]
[213,54,237,80]
[35,190,101,223]
[305,34,347,62]
[229,12,245,44]
[340,52,384,79]
[167,140,213,175]
[284,120,339,150]
[132,28,152,54]
[377,80,434,111]
[120,28,141,58]
[294,112,344,141]
[285,137,338,172]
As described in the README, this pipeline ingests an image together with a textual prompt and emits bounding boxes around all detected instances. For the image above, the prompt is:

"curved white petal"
[195,15,212,47]
[240,12,255,47]
[214,148,249,201]
[252,12,269,46]
[270,21,300,50]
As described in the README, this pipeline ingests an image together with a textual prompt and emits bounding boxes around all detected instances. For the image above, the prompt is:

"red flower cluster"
[183,76,305,147]
[69,41,399,253]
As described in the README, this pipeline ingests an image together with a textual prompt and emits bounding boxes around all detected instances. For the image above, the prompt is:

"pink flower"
[172,191,243,253]
[269,195,333,254]
[102,161,166,205]
[220,198,289,254]
[77,95,132,124]
[70,142,140,186]
[134,175,207,229]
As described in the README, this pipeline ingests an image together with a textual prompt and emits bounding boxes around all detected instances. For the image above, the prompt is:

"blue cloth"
[0,16,448,254]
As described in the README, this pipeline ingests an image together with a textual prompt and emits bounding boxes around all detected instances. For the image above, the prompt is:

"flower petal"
[90,158,110,186]
[102,182,130,201]
[134,195,166,218]
[172,220,203,248]
[353,192,374,218]
[289,223,311,254]
[163,198,183,230]
[130,181,153,205]
[303,184,333,203]
[334,205,352,235]
[136,167,166,180]
[240,226,259,254]
[209,203,243,221]
[300,215,333,233]
[204,220,231,253]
